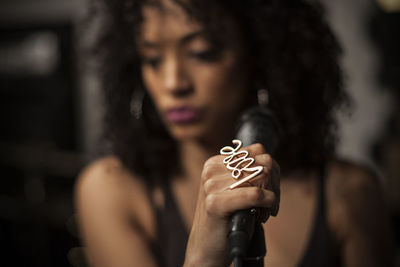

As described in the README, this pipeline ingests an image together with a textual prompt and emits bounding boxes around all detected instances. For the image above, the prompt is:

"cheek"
[142,68,162,104]
[195,59,247,109]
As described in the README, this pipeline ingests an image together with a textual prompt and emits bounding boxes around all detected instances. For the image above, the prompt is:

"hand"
[184,143,280,267]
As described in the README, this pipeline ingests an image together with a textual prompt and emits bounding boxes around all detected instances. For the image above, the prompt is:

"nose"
[162,54,192,97]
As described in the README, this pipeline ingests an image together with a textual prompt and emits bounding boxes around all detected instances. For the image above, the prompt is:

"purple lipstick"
[165,106,201,124]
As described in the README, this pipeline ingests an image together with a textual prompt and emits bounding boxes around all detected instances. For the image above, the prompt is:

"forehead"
[140,1,203,42]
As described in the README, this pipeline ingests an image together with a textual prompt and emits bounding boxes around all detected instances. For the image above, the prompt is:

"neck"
[178,139,226,182]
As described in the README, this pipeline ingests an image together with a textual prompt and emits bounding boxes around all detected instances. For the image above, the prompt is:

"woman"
[75,0,394,266]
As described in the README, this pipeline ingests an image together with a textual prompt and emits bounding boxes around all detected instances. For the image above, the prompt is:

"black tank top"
[149,170,341,267]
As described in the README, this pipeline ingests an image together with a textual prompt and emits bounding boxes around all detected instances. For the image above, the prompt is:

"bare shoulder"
[76,156,143,207]
[76,156,127,193]
[75,156,156,239]
[75,157,159,266]
[326,159,381,202]
[325,160,394,265]
[325,159,384,224]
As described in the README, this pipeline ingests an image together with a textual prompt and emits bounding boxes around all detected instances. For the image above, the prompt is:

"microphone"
[228,106,279,267]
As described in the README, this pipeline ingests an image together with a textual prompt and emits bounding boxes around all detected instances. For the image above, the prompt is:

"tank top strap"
[143,183,164,267]
[298,164,341,267]
[151,182,189,267]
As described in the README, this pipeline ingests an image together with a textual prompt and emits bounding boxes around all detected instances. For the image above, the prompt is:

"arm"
[184,143,280,267]
[327,161,394,267]
[75,157,158,267]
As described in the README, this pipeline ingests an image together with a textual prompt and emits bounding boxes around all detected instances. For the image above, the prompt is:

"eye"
[141,56,162,69]
[189,49,221,62]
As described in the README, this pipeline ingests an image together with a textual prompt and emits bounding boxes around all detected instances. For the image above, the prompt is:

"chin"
[170,128,203,141]
[168,123,230,148]
[168,124,209,142]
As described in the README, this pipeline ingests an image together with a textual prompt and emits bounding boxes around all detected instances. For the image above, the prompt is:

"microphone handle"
[228,209,266,266]
[229,107,279,266]
[228,209,257,258]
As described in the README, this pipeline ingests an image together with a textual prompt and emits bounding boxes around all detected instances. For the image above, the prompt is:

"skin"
[139,1,250,148]
[75,1,394,266]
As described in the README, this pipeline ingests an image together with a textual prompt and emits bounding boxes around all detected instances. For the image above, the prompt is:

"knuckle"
[205,193,218,212]
[261,154,272,165]
[247,187,264,203]
[204,155,218,167]
[258,154,272,172]
[201,162,218,184]
[203,158,215,173]
[203,178,217,195]
[252,143,266,154]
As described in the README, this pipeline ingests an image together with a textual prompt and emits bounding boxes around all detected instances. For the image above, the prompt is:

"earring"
[257,88,269,107]
[130,90,144,120]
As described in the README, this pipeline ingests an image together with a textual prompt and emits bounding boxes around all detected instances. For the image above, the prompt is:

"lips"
[165,106,202,124]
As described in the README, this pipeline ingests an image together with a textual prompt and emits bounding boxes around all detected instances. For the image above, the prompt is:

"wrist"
[183,252,229,267]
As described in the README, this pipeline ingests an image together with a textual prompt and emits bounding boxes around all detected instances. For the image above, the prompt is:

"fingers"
[238,143,266,157]
[249,153,273,187]
[203,146,276,192]
[205,187,277,216]
[253,152,280,216]
[268,159,280,216]
[201,156,226,181]
[201,142,280,218]
[254,153,273,170]
[203,175,231,194]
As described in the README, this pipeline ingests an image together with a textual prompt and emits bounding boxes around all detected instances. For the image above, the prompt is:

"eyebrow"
[140,30,206,48]
[180,30,205,44]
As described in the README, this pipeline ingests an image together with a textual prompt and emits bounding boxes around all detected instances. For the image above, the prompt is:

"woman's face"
[138,0,249,145]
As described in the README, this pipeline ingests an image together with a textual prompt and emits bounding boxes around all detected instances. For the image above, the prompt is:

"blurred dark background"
[0,0,399,266]
[0,0,87,266]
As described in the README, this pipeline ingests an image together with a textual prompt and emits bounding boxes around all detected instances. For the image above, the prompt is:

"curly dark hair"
[88,0,349,185]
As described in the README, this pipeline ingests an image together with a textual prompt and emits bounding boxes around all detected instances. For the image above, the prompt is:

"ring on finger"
[220,139,263,189]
